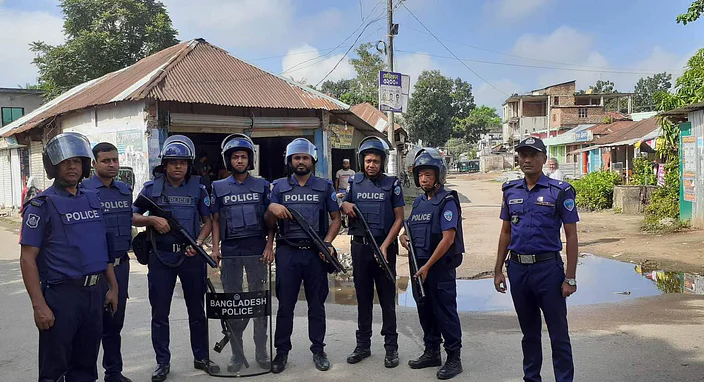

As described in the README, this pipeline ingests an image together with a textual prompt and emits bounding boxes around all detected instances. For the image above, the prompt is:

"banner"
[379,71,410,112]
[329,124,354,149]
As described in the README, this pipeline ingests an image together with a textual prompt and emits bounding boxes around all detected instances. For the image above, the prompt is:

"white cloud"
[0,6,64,87]
[162,0,296,49]
[491,0,552,21]
[395,52,440,92]
[475,79,522,115]
[280,44,355,86]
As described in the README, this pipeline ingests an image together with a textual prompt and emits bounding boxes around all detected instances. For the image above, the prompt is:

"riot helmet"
[357,136,389,172]
[412,147,447,188]
[42,132,94,180]
[221,133,256,172]
[159,134,196,163]
[284,138,318,165]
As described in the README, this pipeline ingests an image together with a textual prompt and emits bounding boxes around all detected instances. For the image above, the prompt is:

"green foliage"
[633,72,672,112]
[677,0,704,25]
[571,171,622,211]
[444,138,473,159]
[643,159,680,229]
[631,156,657,186]
[450,78,475,120]
[452,105,501,144]
[405,70,456,147]
[348,43,386,107]
[32,0,179,99]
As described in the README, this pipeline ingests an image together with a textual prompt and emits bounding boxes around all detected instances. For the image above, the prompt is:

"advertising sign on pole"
[379,71,409,112]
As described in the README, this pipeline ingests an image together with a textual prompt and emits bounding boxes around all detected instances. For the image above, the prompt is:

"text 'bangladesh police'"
[206,291,271,320]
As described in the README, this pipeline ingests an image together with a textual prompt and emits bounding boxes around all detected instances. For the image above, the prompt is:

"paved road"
[2,222,704,381]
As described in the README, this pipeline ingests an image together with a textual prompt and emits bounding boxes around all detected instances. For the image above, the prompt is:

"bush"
[631,156,657,186]
[643,158,680,230]
[572,170,622,210]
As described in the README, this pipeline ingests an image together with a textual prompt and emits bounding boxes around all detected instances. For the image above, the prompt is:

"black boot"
[151,364,170,382]
[256,346,271,369]
[194,358,220,373]
[436,350,462,380]
[271,353,288,374]
[408,348,442,369]
[313,352,331,371]
[384,349,399,368]
[346,347,371,364]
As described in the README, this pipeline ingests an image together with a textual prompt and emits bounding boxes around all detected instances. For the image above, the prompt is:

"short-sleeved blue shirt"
[500,174,578,254]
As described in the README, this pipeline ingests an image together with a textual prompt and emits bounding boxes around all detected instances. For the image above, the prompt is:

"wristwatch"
[565,278,577,286]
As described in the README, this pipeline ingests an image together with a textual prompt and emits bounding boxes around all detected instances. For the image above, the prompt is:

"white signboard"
[379,71,410,113]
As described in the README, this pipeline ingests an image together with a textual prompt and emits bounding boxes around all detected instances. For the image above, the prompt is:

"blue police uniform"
[500,174,578,382]
[271,174,339,355]
[132,174,211,366]
[344,173,404,352]
[20,184,110,381]
[81,175,133,381]
[211,174,270,359]
[407,186,464,353]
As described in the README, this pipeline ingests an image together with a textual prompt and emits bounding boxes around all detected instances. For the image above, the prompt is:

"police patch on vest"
[511,215,520,225]
[26,213,40,228]
[331,191,337,201]
[563,198,575,211]
[394,185,401,195]
[443,210,453,221]
[204,194,211,207]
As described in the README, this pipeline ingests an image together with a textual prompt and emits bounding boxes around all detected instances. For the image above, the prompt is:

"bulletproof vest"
[213,176,268,240]
[407,188,464,259]
[277,176,329,240]
[82,180,132,253]
[348,173,395,238]
[43,189,109,280]
[151,175,201,246]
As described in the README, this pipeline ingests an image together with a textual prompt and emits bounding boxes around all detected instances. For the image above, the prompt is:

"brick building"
[502,80,633,145]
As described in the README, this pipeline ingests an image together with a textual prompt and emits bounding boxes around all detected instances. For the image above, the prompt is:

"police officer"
[210,134,274,372]
[265,138,342,374]
[19,132,119,382]
[81,142,133,382]
[400,148,464,380]
[340,136,404,368]
[132,135,216,382]
[493,137,578,382]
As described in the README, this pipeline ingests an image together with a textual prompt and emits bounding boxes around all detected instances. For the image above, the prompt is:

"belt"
[352,235,385,245]
[113,255,129,267]
[61,273,103,287]
[155,243,187,253]
[276,239,312,249]
[509,251,559,264]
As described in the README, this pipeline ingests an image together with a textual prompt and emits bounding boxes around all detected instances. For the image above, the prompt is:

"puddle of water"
[195,254,702,313]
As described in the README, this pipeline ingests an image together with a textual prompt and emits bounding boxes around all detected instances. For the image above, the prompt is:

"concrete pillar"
[627,96,633,114]
[316,111,331,179]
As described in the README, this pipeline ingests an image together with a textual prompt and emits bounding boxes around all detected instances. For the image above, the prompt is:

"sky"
[1,0,703,115]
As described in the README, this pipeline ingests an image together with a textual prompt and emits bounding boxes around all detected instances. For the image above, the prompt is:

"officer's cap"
[516,137,546,153]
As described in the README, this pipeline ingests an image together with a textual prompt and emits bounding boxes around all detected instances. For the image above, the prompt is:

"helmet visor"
[45,133,94,165]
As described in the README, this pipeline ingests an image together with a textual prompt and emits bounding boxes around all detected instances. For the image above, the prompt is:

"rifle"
[351,205,394,281]
[133,194,217,268]
[403,222,426,299]
[285,207,347,274]
[206,279,249,369]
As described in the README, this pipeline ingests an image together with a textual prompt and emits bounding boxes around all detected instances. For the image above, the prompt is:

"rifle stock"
[403,222,426,299]
[133,194,217,268]
[285,207,347,274]
[351,205,394,281]
[206,279,249,368]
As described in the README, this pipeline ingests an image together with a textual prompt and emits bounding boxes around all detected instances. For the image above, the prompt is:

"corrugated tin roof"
[2,39,349,137]
[349,102,404,133]
[660,101,704,116]
[589,120,634,136]
[591,117,659,145]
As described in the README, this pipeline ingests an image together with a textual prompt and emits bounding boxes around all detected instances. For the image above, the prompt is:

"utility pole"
[386,0,397,175]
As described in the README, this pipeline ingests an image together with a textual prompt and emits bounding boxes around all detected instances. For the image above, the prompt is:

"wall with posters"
[679,109,704,227]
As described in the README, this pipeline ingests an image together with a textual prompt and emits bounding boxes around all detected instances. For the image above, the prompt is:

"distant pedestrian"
[335,159,355,195]
[547,157,564,181]
[494,137,579,382]
[21,176,42,213]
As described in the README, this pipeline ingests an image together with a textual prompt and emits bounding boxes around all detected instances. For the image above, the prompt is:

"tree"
[320,79,354,99]
[405,70,455,147]
[452,106,501,144]
[31,0,179,99]
[677,0,704,25]
[633,72,672,112]
[444,138,473,159]
[577,79,617,94]
[348,43,385,107]
[451,78,475,120]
